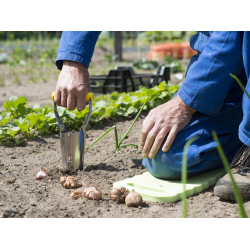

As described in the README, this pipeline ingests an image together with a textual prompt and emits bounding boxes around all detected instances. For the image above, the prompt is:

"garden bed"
[1,113,250,218]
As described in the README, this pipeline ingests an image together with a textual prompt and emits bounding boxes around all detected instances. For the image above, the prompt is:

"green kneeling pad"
[113,168,226,203]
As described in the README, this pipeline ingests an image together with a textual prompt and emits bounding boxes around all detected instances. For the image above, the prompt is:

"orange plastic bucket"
[147,42,196,61]
[171,43,182,59]
[180,42,197,58]
[149,43,183,61]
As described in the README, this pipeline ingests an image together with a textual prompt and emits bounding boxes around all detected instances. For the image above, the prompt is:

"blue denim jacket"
[178,31,244,115]
[55,31,249,116]
[56,31,101,69]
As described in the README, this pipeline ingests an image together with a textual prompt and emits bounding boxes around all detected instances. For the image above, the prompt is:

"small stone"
[6,178,16,184]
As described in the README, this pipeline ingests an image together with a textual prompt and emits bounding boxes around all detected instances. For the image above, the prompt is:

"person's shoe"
[214,144,250,201]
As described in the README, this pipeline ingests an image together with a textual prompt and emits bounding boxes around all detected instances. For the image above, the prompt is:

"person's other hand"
[54,60,91,111]
[140,95,197,159]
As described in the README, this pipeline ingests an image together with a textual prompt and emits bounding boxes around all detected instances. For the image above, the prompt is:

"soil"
[1,113,250,218]
[1,48,248,218]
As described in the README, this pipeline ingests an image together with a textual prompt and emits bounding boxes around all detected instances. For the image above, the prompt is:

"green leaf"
[9,96,18,103]
[19,122,29,133]
[57,106,66,116]
[29,113,44,127]
[45,112,55,119]
[110,92,119,101]
[7,126,20,137]
[16,105,27,117]
[33,103,40,109]
[95,100,108,109]
[11,96,27,109]
[126,106,138,115]
[3,100,11,112]
[6,122,17,128]
[16,117,25,125]
[65,110,77,119]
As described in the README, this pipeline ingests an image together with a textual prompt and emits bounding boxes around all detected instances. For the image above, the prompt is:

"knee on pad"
[142,149,183,180]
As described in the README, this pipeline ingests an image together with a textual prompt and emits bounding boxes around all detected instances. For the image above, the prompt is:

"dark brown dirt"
[1,114,250,218]
[1,49,249,218]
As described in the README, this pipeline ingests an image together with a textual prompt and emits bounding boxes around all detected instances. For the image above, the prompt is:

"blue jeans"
[142,78,246,180]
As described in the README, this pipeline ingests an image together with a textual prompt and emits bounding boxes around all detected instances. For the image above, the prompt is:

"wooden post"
[114,31,122,61]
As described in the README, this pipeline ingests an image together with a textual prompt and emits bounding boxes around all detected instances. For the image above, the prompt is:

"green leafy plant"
[7,62,21,85]
[212,131,247,218]
[0,81,179,146]
[133,58,158,70]
[181,136,199,218]
[103,54,118,64]
[86,97,149,153]
[162,54,185,73]
[0,73,5,86]
[137,31,197,45]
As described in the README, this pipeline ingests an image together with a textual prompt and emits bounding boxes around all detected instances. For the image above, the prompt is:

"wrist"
[63,60,88,73]
[176,95,197,114]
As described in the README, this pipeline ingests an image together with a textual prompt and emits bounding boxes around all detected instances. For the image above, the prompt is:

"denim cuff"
[55,52,90,70]
[239,126,250,147]
[178,86,219,115]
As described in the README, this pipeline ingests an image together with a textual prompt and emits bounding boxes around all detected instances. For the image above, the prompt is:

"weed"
[181,136,199,218]
[85,96,149,153]
[28,74,38,83]
[0,164,10,173]
[212,131,247,218]
[0,73,5,86]
[8,65,21,85]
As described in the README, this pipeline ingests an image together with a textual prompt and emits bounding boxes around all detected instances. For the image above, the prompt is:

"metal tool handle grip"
[51,92,94,102]
[51,92,94,132]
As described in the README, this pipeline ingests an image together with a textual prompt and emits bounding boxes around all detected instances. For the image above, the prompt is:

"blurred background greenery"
[0,31,196,87]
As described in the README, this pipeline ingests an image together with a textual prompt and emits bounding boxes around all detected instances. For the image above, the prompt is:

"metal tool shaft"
[52,94,93,172]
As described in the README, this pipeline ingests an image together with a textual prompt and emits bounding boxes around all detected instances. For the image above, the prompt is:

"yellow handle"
[86,92,94,101]
[51,92,94,102]
[51,92,55,101]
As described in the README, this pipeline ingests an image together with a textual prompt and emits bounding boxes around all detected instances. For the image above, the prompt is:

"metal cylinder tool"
[51,92,94,172]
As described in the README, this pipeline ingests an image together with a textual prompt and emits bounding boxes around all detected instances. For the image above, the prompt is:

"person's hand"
[54,60,91,111]
[140,95,197,159]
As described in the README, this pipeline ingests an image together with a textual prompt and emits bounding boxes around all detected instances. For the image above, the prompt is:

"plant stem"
[85,125,116,149]
[182,135,199,218]
[85,97,150,153]
[0,165,8,172]
[38,69,47,83]
[118,96,149,147]
[230,73,250,100]
[212,130,247,218]
[114,125,119,153]
[10,67,21,85]
[119,127,122,142]
[119,143,137,148]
